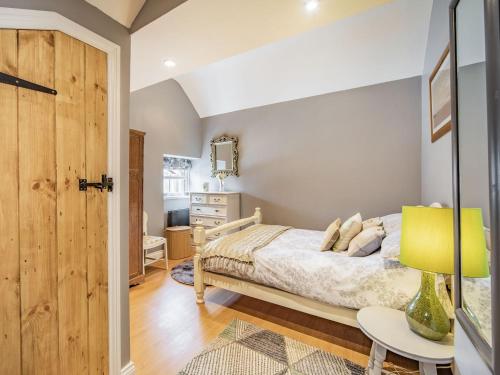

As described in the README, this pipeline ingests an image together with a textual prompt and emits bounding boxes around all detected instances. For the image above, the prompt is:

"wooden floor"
[129,258,447,375]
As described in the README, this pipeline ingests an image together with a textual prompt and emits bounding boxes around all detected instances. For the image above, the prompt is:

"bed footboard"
[192,207,262,304]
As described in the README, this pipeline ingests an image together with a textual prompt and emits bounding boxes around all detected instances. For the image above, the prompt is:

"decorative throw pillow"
[362,217,383,230]
[347,227,386,257]
[380,230,401,259]
[332,213,363,251]
[319,218,342,251]
[381,213,402,235]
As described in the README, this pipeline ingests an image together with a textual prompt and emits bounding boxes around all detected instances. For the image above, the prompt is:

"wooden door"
[129,130,145,285]
[0,29,109,375]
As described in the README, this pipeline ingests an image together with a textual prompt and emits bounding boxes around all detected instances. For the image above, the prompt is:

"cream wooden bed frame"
[193,208,359,328]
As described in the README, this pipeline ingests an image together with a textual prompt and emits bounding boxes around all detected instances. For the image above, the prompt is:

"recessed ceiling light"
[305,0,319,11]
[163,59,176,68]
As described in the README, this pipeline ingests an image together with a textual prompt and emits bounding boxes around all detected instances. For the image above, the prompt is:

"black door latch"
[79,174,114,192]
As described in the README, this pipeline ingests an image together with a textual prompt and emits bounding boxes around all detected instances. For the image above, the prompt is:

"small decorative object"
[202,182,209,192]
[429,45,452,143]
[400,206,489,341]
[216,173,226,192]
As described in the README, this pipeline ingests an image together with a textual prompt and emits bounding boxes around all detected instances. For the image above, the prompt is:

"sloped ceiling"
[131,0,395,91]
[131,0,433,118]
[85,0,146,28]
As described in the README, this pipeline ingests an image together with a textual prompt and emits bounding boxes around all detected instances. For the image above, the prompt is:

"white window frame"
[163,163,191,199]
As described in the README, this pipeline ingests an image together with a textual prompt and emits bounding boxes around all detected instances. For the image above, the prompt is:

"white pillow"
[429,202,443,208]
[380,230,401,259]
[381,213,402,235]
[347,227,385,257]
[332,213,363,251]
[362,217,383,230]
[320,218,341,251]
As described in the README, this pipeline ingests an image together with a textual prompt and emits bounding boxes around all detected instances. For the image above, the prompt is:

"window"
[163,157,191,198]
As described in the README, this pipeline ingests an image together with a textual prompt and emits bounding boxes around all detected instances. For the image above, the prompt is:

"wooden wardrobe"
[129,129,145,285]
[0,30,109,374]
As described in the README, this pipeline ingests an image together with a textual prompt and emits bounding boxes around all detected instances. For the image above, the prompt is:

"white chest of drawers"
[190,192,240,240]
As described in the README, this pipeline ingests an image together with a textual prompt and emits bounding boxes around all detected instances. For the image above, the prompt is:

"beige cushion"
[380,230,401,259]
[362,217,382,230]
[320,218,341,251]
[381,213,402,235]
[332,213,363,251]
[347,227,385,257]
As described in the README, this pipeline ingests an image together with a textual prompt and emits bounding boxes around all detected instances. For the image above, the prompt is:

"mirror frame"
[450,0,500,371]
[210,135,239,178]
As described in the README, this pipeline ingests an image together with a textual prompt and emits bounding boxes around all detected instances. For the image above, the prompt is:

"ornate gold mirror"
[210,135,239,177]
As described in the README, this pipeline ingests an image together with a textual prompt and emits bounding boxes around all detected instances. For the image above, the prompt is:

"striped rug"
[178,319,365,375]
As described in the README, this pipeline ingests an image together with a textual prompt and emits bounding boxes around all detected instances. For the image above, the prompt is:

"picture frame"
[429,45,452,143]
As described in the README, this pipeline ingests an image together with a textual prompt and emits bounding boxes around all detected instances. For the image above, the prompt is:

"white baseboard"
[121,361,136,375]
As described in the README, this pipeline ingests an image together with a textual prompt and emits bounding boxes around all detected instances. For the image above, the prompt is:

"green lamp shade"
[461,208,489,278]
[400,206,454,274]
[399,206,489,277]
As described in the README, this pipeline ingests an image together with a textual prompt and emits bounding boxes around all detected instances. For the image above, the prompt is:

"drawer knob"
[215,221,221,225]
[215,209,219,213]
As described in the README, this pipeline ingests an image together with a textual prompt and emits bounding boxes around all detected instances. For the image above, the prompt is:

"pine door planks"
[18,30,59,375]
[55,31,88,375]
[3,29,109,374]
[0,29,21,375]
[85,44,109,375]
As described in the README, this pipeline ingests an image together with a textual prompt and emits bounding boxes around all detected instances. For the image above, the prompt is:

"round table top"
[357,306,454,363]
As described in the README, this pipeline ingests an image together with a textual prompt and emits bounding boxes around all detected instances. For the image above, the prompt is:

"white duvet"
[203,228,453,313]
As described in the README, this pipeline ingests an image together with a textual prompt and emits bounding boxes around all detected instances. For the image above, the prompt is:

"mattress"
[203,228,453,313]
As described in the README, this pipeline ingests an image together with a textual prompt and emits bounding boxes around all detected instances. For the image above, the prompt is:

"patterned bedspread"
[463,277,492,345]
[203,228,453,313]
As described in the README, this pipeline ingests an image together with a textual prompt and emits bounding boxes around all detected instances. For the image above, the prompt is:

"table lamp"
[399,206,489,341]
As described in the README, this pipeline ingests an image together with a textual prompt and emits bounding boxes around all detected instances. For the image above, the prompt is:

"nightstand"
[357,306,454,375]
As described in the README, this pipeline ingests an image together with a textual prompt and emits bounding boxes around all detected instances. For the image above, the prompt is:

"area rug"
[178,319,365,375]
[171,259,194,285]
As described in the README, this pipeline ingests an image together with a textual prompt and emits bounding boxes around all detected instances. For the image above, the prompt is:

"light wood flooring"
[130,258,428,375]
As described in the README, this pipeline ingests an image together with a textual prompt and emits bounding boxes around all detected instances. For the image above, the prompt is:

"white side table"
[357,306,454,375]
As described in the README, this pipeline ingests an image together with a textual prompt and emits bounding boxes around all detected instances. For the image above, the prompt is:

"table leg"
[367,342,375,371]
[370,343,386,375]
[420,362,437,375]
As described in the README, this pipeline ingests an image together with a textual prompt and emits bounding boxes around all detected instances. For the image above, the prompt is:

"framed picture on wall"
[429,45,452,143]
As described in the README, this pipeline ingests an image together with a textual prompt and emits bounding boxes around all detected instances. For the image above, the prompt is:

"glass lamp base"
[405,271,450,341]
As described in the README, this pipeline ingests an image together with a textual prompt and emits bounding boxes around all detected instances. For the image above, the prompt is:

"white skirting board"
[121,361,136,375]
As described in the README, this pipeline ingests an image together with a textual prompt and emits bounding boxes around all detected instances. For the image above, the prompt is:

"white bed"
[193,208,452,327]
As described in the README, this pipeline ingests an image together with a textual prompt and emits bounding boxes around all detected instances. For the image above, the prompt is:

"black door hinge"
[79,174,114,192]
[0,72,57,95]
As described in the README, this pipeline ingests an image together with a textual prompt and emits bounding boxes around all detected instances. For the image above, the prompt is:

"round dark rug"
[171,259,194,285]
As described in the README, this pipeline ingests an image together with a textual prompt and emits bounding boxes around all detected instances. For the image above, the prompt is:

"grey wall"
[130,79,202,236]
[192,77,422,229]
[0,0,132,367]
[130,0,188,32]
[458,62,489,226]
[421,0,453,207]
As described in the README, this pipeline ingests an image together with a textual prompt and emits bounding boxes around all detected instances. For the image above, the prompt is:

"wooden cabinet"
[165,226,193,260]
[129,129,145,285]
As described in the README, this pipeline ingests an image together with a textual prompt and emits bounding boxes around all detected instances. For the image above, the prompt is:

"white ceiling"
[130,0,433,118]
[130,0,394,91]
[85,0,146,28]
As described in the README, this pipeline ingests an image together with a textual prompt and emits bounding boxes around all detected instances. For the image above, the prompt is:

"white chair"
[143,211,168,273]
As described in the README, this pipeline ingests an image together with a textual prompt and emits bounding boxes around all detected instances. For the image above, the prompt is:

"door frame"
[0,7,127,375]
